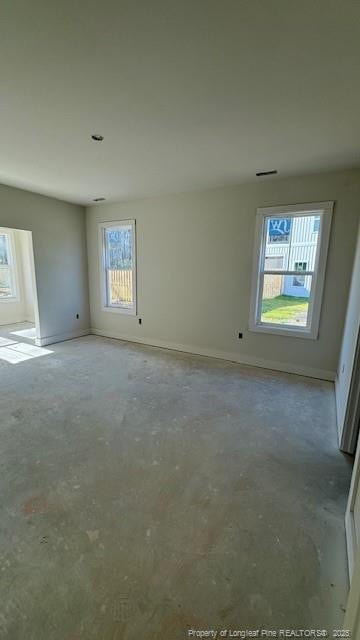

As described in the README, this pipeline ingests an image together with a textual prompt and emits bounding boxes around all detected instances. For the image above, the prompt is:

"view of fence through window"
[0,233,13,298]
[260,214,321,327]
[105,225,134,308]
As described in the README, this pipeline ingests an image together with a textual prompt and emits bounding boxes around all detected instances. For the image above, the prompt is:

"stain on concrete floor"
[0,328,352,638]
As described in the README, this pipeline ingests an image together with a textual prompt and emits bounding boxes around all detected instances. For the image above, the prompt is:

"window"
[249,202,333,339]
[313,216,320,233]
[293,261,307,287]
[0,229,17,299]
[99,220,137,314]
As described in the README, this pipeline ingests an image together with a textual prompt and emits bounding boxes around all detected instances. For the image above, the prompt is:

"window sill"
[102,305,137,316]
[0,296,19,303]
[249,322,318,340]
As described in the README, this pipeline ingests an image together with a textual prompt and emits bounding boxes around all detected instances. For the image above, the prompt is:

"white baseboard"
[90,327,335,381]
[35,328,91,347]
[0,317,25,327]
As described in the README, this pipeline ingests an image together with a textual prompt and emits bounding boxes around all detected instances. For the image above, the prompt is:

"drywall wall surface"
[336,223,360,439]
[87,169,360,379]
[0,184,90,341]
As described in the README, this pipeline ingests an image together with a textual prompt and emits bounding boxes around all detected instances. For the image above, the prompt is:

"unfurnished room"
[1,1,360,638]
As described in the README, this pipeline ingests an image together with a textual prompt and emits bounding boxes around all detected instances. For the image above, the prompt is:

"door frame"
[344,544,360,633]
[337,221,360,455]
[346,432,360,579]
[341,333,360,454]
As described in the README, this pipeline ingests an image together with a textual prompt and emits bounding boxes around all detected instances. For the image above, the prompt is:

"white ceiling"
[1,0,360,205]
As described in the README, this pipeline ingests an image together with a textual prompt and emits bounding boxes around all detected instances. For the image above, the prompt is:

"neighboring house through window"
[268,218,291,243]
[264,256,284,270]
[313,216,320,233]
[249,202,333,339]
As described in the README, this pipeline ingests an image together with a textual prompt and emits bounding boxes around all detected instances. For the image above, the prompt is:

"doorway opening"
[0,227,51,363]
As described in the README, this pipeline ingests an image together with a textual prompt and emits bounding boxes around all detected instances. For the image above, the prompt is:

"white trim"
[256,201,334,217]
[336,359,360,455]
[249,201,333,339]
[0,295,20,304]
[345,437,360,581]
[344,554,360,634]
[90,327,335,381]
[101,305,136,316]
[98,219,137,316]
[346,507,357,582]
[248,323,318,340]
[335,223,360,455]
[35,328,90,347]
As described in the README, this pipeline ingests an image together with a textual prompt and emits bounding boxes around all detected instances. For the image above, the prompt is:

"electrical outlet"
[238,332,243,339]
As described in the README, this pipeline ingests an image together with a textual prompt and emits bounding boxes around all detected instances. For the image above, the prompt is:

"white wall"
[87,169,360,380]
[336,223,360,447]
[0,184,90,344]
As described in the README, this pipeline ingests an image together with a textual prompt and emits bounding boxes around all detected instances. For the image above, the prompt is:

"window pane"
[260,274,312,327]
[292,261,307,287]
[264,214,321,273]
[107,268,133,307]
[105,226,134,307]
[0,235,9,265]
[0,268,13,298]
[264,255,284,271]
[105,227,132,270]
[313,216,320,233]
[267,217,292,244]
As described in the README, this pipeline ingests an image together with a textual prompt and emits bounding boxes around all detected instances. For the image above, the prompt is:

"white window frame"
[0,228,19,302]
[249,201,333,340]
[99,220,137,316]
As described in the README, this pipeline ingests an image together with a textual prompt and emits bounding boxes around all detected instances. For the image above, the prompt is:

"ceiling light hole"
[93,197,106,202]
[91,134,104,142]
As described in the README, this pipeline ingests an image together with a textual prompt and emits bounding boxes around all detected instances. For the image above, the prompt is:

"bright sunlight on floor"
[0,323,52,364]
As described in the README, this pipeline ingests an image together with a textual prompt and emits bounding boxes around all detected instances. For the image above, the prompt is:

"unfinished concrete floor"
[0,325,352,638]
